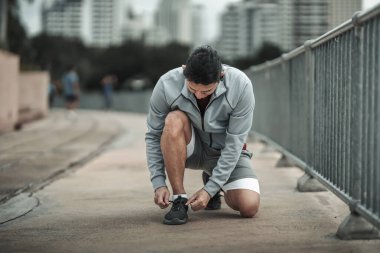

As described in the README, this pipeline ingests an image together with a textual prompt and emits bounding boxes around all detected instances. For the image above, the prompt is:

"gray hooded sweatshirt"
[145,65,255,197]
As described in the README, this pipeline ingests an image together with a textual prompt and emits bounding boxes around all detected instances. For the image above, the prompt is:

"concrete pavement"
[0,109,379,253]
[0,109,125,203]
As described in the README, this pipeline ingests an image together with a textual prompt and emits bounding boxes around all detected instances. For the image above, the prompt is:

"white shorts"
[186,126,195,158]
[222,178,260,194]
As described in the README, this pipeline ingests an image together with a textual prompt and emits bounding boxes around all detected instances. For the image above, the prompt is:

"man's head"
[183,46,223,99]
[183,46,222,85]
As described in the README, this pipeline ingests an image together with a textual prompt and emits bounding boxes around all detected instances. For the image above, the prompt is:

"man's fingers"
[159,203,169,209]
[157,199,169,209]
[154,188,170,209]
[190,199,203,211]
[186,195,197,205]
[164,191,170,205]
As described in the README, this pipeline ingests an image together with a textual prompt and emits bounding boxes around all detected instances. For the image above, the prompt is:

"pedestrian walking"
[62,65,80,116]
[101,74,117,110]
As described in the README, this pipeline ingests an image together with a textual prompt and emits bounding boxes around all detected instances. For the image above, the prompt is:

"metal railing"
[246,4,380,232]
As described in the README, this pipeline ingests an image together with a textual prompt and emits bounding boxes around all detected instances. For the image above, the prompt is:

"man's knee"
[225,190,260,218]
[239,200,259,218]
[163,111,188,137]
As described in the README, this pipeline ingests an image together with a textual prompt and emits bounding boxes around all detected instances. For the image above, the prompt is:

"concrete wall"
[18,71,49,123]
[0,50,19,133]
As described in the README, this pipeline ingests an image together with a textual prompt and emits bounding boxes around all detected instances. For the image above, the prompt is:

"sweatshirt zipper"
[183,93,220,148]
[203,95,219,147]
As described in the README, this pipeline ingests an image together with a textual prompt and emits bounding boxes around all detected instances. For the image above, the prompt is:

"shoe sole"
[163,218,188,225]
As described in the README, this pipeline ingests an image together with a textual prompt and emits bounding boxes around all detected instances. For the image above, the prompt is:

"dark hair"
[183,45,222,85]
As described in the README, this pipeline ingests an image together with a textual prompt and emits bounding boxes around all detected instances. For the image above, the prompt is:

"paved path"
[0,110,379,253]
[0,110,125,203]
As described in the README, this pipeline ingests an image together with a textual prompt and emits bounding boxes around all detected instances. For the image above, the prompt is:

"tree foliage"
[229,42,283,70]
[15,33,190,90]
[6,0,28,55]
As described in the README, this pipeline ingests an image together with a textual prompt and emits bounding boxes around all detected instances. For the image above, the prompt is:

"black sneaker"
[202,172,222,210]
[163,196,189,225]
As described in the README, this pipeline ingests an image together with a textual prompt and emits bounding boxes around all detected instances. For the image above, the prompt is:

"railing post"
[336,11,379,240]
[295,40,326,192]
[304,40,315,167]
[275,54,296,168]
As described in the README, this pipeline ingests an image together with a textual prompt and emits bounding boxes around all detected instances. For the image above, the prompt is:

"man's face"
[187,81,218,100]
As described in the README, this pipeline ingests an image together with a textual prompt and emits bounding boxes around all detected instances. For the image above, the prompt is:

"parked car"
[123,75,152,91]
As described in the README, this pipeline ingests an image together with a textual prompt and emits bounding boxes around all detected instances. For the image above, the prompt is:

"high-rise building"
[155,0,192,45]
[277,0,294,51]
[192,4,206,48]
[144,27,170,47]
[328,0,362,30]
[217,1,280,60]
[122,6,145,42]
[90,0,125,47]
[217,3,243,60]
[42,0,126,47]
[217,0,362,59]
[42,0,85,39]
[293,0,329,47]
[293,0,361,47]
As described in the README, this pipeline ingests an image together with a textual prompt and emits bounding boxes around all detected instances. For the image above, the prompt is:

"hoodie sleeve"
[203,81,255,197]
[145,78,170,191]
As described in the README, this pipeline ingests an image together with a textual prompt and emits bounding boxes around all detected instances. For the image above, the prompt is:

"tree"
[231,42,283,70]
[1,0,28,53]
[144,43,190,86]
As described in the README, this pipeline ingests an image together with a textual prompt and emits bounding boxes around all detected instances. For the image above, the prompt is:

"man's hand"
[154,186,170,209]
[186,189,211,211]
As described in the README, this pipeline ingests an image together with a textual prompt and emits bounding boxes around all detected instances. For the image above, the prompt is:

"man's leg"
[160,111,192,225]
[160,111,192,195]
[224,189,260,218]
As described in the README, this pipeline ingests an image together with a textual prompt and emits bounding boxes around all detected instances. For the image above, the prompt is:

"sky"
[19,0,380,41]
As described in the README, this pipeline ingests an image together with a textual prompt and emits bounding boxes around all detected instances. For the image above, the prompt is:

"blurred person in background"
[146,46,260,225]
[101,74,118,110]
[48,80,57,108]
[62,65,80,116]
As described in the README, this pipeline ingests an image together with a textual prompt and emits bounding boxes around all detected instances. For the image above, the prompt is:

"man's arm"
[145,78,170,191]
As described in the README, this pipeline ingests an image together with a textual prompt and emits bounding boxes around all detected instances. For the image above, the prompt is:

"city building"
[42,0,127,47]
[144,26,170,47]
[292,0,361,47]
[121,6,145,42]
[277,0,294,52]
[90,0,125,47]
[155,0,192,45]
[217,1,280,60]
[328,0,362,30]
[293,0,329,48]
[217,0,362,60]
[192,4,206,48]
[42,0,85,40]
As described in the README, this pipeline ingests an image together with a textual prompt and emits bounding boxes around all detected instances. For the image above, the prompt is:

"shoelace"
[169,196,183,211]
